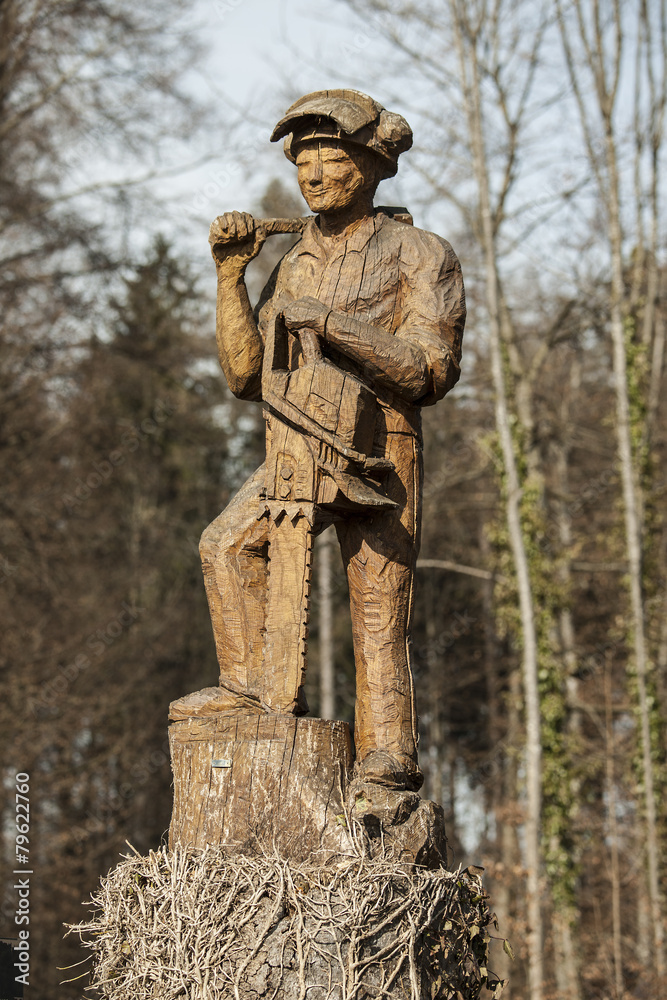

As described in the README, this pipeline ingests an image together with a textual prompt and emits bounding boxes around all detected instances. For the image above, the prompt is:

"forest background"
[1,1,666,999]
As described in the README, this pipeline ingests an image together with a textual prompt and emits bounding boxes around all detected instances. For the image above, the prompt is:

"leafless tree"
[556,0,667,978]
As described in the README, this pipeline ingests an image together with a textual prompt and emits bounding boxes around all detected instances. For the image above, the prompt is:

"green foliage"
[622,305,667,877]
[624,314,649,472]
[486,409,580,909]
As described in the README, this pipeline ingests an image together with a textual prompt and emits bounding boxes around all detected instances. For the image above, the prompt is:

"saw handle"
[298,327,323,364]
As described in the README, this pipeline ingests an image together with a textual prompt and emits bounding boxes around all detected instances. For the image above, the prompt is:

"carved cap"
[270,89,413,179]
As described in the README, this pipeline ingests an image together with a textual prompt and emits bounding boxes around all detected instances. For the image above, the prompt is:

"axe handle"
[259,208,412,231]
[209,217,310,253]
[259,216,311,235]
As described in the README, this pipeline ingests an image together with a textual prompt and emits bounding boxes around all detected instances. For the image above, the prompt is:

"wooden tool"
[209,208,413,254]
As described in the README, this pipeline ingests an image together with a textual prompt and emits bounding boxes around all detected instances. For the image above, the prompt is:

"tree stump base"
[168,702,450,868]
[71,846,503,1000]
[168,711,354,861]
[70,701,505,999]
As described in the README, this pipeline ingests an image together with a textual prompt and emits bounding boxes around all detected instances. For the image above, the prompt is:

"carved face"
[294,142,378,214]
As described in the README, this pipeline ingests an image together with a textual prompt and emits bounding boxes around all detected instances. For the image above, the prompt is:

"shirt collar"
[295,209,387,259]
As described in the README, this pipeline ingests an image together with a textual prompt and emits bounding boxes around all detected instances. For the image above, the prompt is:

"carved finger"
[240,212,256,240]
[209,214,234,246]
[220,212,235,232]
[225,211,240,241]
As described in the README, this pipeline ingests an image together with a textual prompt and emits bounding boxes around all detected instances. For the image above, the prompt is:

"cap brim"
[271,97,377,143]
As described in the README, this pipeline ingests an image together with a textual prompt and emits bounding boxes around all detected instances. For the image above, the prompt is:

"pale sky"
[73,0,661,304]
[142,0,638,300]
[158,0,420,263]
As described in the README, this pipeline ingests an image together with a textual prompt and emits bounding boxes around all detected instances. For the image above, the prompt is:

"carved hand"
[282,297,330,336]
[209,211,267,274]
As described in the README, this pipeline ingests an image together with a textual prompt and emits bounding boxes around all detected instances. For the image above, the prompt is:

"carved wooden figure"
[174,89,465,814]
[71,91,504,1000]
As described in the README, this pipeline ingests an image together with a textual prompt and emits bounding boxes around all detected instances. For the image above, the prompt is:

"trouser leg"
[336,432,422,765]
[199,465,268,696]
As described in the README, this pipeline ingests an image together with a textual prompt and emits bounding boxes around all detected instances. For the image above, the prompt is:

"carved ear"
[375,110,413,157]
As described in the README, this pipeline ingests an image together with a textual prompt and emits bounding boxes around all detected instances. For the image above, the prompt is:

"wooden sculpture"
[169,89,465,853]
[70,93,509,1000]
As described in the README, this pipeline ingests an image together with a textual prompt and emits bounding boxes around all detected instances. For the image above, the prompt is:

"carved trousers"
[199,429,422,764]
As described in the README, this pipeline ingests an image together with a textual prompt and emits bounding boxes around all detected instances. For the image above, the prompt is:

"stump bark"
[168,701,449,867]
[168,712,354,861]
[71,847,501,1000]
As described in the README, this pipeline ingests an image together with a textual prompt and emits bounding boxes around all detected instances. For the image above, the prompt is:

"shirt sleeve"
[394,228,466,405]
[323,225,465,406]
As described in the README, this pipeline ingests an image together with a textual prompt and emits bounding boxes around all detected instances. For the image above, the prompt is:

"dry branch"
[68,845,505,1000]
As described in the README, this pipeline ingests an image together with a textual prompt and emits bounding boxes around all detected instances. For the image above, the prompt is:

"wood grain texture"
[261,510,313,714]
[200,90,465,792]
[103,94,478,1000]
[168,715,354,861]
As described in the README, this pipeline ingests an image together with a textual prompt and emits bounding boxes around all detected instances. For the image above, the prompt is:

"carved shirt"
[256,210,465,438]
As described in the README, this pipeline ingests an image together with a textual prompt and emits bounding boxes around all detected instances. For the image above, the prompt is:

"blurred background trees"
[1,1,666,998]
[0,1,261,994]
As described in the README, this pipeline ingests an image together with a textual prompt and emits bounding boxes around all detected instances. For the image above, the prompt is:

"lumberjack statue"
[198,90,465,794]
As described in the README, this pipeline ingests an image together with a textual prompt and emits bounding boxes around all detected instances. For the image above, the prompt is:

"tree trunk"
[152,708,491,1000]
[605,661,624,999]
[551,364,583,1000]
[449,5,543,993]
[496,666,521,997]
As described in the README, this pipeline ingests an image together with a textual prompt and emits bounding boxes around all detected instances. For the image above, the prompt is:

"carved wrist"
[216,265,247,287]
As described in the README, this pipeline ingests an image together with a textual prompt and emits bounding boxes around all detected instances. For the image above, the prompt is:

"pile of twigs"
[68,844,505,999]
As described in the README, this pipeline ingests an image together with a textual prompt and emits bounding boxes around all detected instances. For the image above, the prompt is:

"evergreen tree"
[1,238,262,998]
